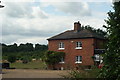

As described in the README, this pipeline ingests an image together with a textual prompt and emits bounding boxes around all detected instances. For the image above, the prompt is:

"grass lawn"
[10,60,47,69]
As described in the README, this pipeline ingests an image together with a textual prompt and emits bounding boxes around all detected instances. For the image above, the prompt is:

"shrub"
[7,55,16,63]
[43,51,65,69]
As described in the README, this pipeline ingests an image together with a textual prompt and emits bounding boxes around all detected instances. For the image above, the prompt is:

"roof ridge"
[47,29,105,40]
[47,30,69,40]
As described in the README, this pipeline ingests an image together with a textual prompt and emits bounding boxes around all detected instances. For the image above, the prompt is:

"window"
[75,42,82,49]
[59,57,65,63]
[58,42,65,50]
[94,54,103,63]
[75,56,82,63]
[94,54,100,61]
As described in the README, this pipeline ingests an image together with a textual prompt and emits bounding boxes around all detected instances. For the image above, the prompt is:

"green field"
[10,60,47,69]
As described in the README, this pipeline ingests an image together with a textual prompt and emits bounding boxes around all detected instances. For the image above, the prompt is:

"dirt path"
[2,69,69,78]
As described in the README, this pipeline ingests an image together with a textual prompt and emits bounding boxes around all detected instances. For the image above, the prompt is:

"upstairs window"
[58,42,65,50]
[75,56,82,63]
[75,42,82,49]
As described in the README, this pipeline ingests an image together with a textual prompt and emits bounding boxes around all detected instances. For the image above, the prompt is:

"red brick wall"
[48,38,96,69]
[94,39,106,49]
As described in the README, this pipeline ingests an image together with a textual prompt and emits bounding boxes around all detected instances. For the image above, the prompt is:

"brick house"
[47,21,106,70]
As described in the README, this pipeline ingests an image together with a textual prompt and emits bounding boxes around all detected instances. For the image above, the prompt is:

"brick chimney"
[74,21,81,32]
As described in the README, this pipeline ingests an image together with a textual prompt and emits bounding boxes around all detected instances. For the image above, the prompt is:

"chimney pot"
[74,21,81,32]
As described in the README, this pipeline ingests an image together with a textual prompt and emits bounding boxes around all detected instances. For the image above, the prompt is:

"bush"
[21,56,32,64]
[68,70,82,78]
[62,69,87,79]
[7,55,16,63]
[43,51,65,69]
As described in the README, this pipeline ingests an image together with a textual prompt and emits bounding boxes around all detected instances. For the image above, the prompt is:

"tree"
[35,44,48,51]
[43,51,65,69]
[7,55,16,63]
[18,43,34,52]
[25,43,34,52]
[81,25,107,38]
[99,1,120,79]
[21,56,32,64]
[2,43,8,53]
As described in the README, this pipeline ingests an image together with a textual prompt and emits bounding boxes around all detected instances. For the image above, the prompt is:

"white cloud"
[2,0,34,2]
[2,14,106,44]
[40,0,111,2]
[14,37,48,45]
[32,6,48,18]
[1,0,113,2]
[3,2,33,18]
[41,2,91,16]
[2,2,48,18]
[1,1,108,45]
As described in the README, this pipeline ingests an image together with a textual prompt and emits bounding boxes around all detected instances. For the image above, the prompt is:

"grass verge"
[10,60,47,69]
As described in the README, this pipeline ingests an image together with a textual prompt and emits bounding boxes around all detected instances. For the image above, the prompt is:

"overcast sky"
[0,0,113,45]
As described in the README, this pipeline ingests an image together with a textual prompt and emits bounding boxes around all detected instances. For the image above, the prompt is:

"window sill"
[58,48,65,50]
[94,60,100,61]
[75,62,82,64]
[75,47,82,49]
[59,62,65,64]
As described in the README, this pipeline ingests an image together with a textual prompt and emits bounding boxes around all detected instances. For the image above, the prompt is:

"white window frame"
[58,42,65,50]
[75,56,82,63]
[59,57,65,63]
[94,54,100,61]
[75,42,82,49]
[94,54,103,63]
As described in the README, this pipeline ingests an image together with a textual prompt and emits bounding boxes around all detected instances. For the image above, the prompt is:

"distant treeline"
[1,43,48,53]
[1,43,48,62]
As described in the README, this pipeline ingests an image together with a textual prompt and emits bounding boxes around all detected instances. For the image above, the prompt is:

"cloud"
[53,2,91,16]
[2,14,106,44]
[1,1,108,45]
[2,35,48,45]
[41,2,91,16]
[2,2,48,18]
[32,6,48,18]
[39,0,112,2]
[2,35,21,44]
[2,15,73,37]
[15,37,48,45]
[2,17,53,37]
[3,2,33,18]
[2,0,34,2]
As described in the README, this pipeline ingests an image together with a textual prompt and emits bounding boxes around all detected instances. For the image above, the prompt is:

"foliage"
[7,55,16,63]
[2,43,48,62]
[81,25,107,38]
[67,70,82,79]
[21,56,32,64]
[35,44,48,51]
[43,51,65,65]
[62,68,100,79]
[2,43,48,53]
[98,1,120,79]
[18,43,34,52]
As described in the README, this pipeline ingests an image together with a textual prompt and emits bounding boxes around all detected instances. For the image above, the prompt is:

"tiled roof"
[47,29,105,40]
